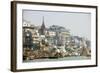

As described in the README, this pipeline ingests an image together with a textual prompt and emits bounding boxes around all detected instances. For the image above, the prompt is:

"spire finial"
[42,16,45,28]
[42,16,44,25]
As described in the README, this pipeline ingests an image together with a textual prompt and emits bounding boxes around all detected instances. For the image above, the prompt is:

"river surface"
[23,56,91,63]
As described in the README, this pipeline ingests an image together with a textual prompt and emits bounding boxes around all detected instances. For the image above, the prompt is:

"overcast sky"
[23,10,91,40]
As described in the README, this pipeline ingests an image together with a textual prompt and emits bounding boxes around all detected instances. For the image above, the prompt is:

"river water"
[23,56,91,63]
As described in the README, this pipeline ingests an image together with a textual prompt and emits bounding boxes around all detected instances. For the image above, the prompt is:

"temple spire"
[41,16,45,29]
[40,16,46,35]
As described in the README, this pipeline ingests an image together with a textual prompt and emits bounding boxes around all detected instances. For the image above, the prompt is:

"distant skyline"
[23,10,91,40]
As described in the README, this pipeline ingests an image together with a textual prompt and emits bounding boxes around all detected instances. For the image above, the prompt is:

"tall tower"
[40,16,46,35]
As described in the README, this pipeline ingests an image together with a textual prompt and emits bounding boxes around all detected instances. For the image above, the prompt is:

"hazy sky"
[23,10,91,40]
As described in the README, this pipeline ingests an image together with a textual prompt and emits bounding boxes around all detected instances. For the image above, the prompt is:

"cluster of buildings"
[23,18,91,60]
